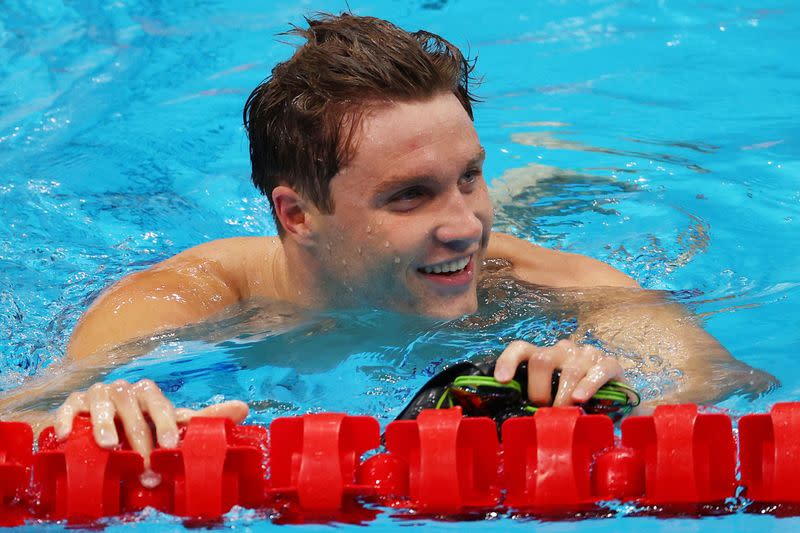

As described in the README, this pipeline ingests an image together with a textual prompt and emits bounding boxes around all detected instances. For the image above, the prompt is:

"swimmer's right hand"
[54,379,248,488]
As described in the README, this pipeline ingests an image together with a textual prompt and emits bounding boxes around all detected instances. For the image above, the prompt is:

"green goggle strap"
[452,375,523,394]
[435,376,640,413]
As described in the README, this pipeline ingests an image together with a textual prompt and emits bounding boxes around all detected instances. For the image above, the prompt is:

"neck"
[272,238,331,309]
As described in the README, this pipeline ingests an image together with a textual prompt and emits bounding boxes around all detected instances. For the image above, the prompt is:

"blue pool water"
[1,0,799,530]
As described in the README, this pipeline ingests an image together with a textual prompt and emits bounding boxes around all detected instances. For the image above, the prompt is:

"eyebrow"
[373,146,487,199]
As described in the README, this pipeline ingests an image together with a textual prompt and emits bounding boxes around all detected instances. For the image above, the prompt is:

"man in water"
[2,14,774,486]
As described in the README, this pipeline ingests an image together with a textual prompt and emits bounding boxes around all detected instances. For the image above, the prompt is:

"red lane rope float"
[378,408,501,513]
[0,422,32,526]
[30,416,268,522]
[503,406,614,510]
[740,403,800,504]
[2,403,800,524]
[621,403,737,505]
[267,413,379,513]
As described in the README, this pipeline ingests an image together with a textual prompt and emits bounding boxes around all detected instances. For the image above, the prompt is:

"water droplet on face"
[384,241,390,248]
[325,243,331,251]
[342,259,347,266]
[394,257,401,264]
[357,246,363,255]
[366,225,372,233]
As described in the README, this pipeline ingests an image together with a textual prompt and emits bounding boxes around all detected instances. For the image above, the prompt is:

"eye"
[459,168,481,188]
[387,186,428,211]
[391,186,424,202]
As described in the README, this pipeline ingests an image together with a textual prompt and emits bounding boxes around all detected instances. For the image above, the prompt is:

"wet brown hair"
[243,13,478,234]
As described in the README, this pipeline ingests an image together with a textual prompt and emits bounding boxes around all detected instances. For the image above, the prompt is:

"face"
[308,92,493,318]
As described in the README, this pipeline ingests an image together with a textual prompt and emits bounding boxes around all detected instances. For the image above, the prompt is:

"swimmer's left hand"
[493,339,624,406]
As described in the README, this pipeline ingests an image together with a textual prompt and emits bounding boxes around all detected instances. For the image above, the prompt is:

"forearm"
[0,354,110,417]
[0,338,155,421]
[567,288,776,405]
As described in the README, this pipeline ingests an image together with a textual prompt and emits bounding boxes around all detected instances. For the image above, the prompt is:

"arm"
[67,255,242,360]
[486,232,777,405]
[1,250,250,485]
[1,253,241,412]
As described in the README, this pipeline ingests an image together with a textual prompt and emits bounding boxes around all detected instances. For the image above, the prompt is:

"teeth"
[420,256,470,274]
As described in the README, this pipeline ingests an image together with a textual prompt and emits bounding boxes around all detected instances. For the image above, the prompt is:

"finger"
[527,341,572,405]
[134,379,179,449]
[571,357,624,403]
[553,347,596,406]
[54,392,88,440]
[175,400,250,425]
[174,407,194,424]
[109,380,154,469]
[87,383,119,448]
[493,341,536,382]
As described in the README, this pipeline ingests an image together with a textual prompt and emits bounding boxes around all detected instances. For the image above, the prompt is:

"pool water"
[1,0,799,530]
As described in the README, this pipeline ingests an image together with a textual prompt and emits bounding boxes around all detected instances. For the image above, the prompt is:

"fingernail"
[572,387,590,402]
[161,431,179,449]
[96,428,119,448]
[55,423,70,441]
[140,470,162,489]
[495,368,512,382]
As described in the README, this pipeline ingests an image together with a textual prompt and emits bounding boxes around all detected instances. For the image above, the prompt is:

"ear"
[272,185,318,245]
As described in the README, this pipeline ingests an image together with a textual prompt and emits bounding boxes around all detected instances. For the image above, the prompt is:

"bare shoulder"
[486,232,639,288]
[67,236,279,360]
[168,236,277,270]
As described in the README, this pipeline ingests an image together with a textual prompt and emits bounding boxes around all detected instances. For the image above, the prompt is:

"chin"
[419,298,478,320]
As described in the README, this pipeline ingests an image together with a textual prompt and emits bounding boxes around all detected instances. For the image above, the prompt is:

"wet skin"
[282,92,492,317]
[1,92,772,487]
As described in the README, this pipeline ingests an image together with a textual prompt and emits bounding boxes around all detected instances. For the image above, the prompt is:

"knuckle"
[110,382,131,397]
[88,382,108,394]
[529,350,554,365]
[65,391,82,404]
[555,339,575,349]
[602,358,623,374]
[580,345,602,359]
[578,344,596,354]
[131,379,161,396]
[503,340,530,361]
[135,379,157,392]
[559,364,583,380]
[585,364,607,382]
[55,402,72,417]
[94,398,116,411]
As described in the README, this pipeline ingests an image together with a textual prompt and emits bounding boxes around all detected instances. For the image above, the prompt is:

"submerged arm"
[487,232,777,405]
[0,253,241,413]
[0,252,250,485]
[566,288,777,404]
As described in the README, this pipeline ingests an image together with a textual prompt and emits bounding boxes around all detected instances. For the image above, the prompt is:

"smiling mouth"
[417,255,471,275]
[416,255,475,289]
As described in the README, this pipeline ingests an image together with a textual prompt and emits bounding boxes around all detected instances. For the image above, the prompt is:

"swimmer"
[0,13,775,487]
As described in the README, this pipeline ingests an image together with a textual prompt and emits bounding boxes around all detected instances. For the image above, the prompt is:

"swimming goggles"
[396,358,640,428]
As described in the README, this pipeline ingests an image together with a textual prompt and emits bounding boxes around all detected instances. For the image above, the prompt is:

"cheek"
[476,188,494,228]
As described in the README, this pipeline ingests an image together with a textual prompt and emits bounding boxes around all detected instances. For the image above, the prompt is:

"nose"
[433,193,484,252]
